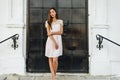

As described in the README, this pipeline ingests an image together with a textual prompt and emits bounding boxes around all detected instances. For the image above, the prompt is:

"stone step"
[0,73,120,80]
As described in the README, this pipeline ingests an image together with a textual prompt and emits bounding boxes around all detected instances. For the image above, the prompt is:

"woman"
[45,7,63,80]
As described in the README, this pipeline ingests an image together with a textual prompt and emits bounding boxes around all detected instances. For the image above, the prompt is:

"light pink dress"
[45,19,63,58]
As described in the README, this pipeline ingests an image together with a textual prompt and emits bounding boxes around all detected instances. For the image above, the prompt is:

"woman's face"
[50,9,56,18]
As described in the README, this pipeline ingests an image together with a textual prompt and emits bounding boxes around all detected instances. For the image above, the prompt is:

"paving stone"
[56,75,65,80]
[0,75,7,80]
[19,76,35,80]
[1,74,120,80]
[5,75,19,80]
[64,75,80,80]
[35,76,51,80]
[110,77,120,80]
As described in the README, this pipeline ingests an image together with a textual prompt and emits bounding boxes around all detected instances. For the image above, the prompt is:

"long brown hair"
[47,7,58,29]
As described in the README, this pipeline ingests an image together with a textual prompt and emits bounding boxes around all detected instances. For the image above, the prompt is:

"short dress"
[45,19,63,58]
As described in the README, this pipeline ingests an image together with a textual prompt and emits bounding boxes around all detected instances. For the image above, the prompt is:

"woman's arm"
[46,25,58,49]
[50,21,63,35]
[51,24,63,35]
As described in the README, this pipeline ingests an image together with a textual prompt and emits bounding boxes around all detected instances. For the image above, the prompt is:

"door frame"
[25,0,90,73]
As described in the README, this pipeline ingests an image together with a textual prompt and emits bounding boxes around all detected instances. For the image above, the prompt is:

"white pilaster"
[7,0,24,27]
[94,0,108,26]
[0,0,26,75]
[108,0,120,75]
[89,0,110,75]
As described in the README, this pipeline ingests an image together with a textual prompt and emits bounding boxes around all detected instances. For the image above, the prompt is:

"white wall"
[108,0,120,75]
[89,0,110,75]
[0,0,26,75]
[0,0,120,76]
[89,0,120,75]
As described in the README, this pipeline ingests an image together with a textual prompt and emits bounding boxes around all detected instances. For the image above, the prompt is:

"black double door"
[27,0,88,73]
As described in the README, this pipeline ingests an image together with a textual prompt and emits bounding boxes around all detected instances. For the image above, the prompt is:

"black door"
[27,0,88,73]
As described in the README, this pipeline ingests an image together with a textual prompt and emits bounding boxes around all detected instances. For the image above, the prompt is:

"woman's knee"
[48,58,53,62]
[53,58,58,64]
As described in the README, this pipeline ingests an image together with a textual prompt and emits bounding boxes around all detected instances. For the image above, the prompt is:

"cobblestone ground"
[0,73,120,80]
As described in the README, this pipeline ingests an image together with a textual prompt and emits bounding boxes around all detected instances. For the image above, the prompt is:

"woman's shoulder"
[45,20,48,28]
[45,20,48,23]
[57,19,63,24]
[57,19,63,22]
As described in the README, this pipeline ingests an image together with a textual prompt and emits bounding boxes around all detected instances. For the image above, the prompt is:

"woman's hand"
[49,32,53,35]
[55,43,59,49]
[47,32,52,36]
[47,32,53,36]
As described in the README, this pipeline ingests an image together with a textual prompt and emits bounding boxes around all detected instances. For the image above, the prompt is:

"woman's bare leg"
[53,57,58,76]
[49,58,56,80]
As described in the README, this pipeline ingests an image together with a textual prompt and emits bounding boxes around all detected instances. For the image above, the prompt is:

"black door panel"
[27,0,88,73]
